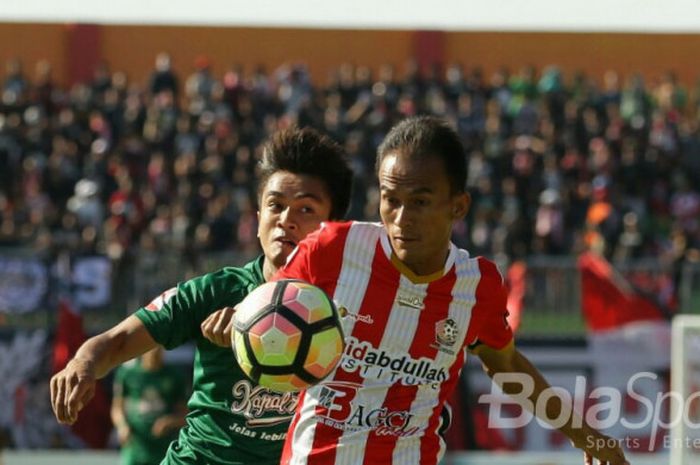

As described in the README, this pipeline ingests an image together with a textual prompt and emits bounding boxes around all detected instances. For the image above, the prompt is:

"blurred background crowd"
[1,53,699,272]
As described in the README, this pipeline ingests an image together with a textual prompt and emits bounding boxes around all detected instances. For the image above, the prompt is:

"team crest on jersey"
[431,318,459,355]
[145,287,177,312]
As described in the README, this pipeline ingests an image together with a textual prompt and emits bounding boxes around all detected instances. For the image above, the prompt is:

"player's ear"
[256,211,261,237]
[451,192,470,220]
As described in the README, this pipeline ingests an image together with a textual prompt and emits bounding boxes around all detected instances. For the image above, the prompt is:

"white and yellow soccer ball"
[232,279,345,392]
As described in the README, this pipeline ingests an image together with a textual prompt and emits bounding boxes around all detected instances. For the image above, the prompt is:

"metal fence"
[516,256,700,339]
[1,248,699,339]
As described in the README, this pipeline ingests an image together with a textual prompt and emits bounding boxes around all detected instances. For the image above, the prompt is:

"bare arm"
[75,315,156,378]
[50,315,157,424]
[477,342,629,465]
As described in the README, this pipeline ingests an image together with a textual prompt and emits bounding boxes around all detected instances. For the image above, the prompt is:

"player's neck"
[262,259,277,282]
[391,248,450,283]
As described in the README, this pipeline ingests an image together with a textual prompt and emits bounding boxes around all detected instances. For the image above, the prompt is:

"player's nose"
[277,208,298,230]
[394,206,414,227]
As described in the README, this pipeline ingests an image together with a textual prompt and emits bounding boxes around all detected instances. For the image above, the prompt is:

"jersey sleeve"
[465,257,514,352]
[134,269,250,350]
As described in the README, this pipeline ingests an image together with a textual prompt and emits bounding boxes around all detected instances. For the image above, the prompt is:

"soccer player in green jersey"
[111,346,187,465]
[50,127,354,465]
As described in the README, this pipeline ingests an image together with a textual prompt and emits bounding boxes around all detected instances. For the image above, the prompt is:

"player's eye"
[383,195,401,208]
[267,202,284,212]
[413,198,430,207]
[300,206,316,214]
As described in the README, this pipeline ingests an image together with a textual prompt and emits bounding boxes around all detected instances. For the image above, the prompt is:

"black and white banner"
[71,256,112,309]
[0,254,112,314]
[0,256,48,314]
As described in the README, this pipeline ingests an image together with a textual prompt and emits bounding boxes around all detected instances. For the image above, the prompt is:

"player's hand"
[201,307,236,347]
[572,430,630,465]
[50,358,96,424]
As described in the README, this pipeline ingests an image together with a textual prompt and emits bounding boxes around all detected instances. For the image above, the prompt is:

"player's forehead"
[261,171,330,203]
[378,151,448,193]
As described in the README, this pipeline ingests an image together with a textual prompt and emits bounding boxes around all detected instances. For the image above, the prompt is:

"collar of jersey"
[379,229,457,284]
[248,255,265,283]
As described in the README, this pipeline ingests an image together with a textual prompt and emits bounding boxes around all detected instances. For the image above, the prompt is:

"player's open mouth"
[275,237,297,247]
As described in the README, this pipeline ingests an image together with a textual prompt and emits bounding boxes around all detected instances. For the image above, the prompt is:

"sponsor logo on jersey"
[230,380,298,427]
[339,337,447,388]
[396,294,423,309]
[315,382,421,437]
[338,305,374,325]
[145,287,177,312]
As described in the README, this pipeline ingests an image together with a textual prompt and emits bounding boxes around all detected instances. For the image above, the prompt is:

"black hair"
[258,127,353,220]
[376,116,467,194]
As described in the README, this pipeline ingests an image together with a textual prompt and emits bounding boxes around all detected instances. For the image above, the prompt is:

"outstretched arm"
[477,342,630,465]
[50,315,157,424]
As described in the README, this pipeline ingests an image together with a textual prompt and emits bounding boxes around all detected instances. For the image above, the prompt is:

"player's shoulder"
[471,257,505,292]
[306,220,380,245]
[326,220,383,239]
[475,256,503,280]
[453,249,503,282]
[190,260,264,296]
[316,220,352,238]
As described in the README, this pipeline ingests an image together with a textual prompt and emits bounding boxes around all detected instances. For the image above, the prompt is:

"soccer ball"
[232,279,345,392]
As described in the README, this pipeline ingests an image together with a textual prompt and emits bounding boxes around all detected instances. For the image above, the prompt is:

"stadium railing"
[1,249,698,339]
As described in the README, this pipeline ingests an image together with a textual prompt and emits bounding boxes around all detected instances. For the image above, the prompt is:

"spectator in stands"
[0,55,698,274]
[149,53,179,99]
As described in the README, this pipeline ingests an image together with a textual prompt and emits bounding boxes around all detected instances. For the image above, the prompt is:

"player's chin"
[275,242,298,262]
[392,245,419,263]
[265,246,288,267]
[392,239,420,254]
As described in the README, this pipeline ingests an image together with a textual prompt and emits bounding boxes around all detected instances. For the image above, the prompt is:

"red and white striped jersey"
[276,221,512,465]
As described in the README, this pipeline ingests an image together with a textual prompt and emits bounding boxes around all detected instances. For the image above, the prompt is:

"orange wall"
[2,23,700,87]
[100,26,413,85]
[0,23,66,83]
[446,32,700,86]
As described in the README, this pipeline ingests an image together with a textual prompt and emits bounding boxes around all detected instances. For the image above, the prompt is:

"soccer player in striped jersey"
[205,116,629,465]
[49,127,353,465]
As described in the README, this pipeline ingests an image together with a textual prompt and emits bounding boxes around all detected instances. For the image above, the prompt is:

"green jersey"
[135,257,299,465]
[114,361,186,465]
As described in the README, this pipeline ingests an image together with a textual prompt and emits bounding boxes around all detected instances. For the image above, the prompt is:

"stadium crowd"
[1,54,699,270]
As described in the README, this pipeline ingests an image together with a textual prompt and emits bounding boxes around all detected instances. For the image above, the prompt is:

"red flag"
[52,298,112,448]
[505,260,527,334]
[578,251,665,331]
[52,299,86,373]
